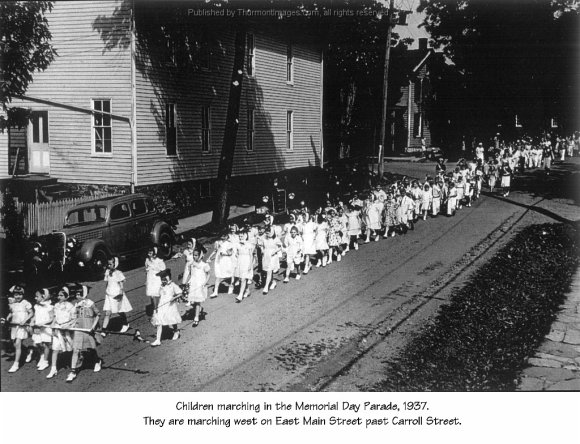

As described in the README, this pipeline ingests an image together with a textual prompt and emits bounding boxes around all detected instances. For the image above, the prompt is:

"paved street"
[2,160,579,391]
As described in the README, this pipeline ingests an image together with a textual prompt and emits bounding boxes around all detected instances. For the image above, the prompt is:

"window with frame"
[110,203,131,220]
[131,199,147,216]
[32,111,49,144]
[286,44,294,83]
[92,99,112,154]
[247,33,255,76]
[202,105,211,153]
[286,110,294,150]
[166,103,177,156]
[247,108,254,152]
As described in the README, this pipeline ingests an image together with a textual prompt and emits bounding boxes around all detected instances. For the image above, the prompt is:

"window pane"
[41,111,49,143]
[32,113,39,143]
[132,199,147,216]
[103,114,111,126]
[94,100,102,112]
[95,128,103,152]
[94,113,102,126]
[103,100,110,113]
[104,139,112,153]
[111,203,130,220]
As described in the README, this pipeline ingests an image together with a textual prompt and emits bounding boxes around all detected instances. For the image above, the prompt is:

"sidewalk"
[175,204,255,235]
[174,204,255,245]
[517,266,580,391]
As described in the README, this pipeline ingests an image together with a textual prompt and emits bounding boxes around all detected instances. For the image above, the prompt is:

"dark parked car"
[37,194,177,277]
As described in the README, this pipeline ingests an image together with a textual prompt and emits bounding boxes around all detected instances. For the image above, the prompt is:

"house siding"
[0,131,9,179]
[9,1,133,186]
[135,28,322,186]
[401,65,432,152]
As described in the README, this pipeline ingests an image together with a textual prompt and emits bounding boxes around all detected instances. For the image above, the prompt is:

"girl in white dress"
[259,228,282,294]
[365,194,382,242]
[421,182,432,220]
[234,230,255,302]
[31,288,54,371]
[301,212,317,274]
[346,205,362,249]
[208,233,235,297]
[337,206,350,255]
[228,225,241,287]
[447,182,458,216]
[455,176,465,210]
[6,285,33,373]
[410,181,423,222]
[284,226,304,282]
[151,269,182,346]
[46,287,75,379]
[180,238,195,287]
[145,246,166,310]
[185,244,210,326]
[102,257,132,334]
[66,285,102,382]
[315,213,330,267]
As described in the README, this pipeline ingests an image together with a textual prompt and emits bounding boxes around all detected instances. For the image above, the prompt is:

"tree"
[418,0,580,139]
[0,1,57,131]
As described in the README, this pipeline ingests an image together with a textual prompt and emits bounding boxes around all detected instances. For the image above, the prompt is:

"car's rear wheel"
[157,230,174,259]
[89,248,108,280]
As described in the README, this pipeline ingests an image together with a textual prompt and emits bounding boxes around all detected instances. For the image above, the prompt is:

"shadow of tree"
[510,162,580,204]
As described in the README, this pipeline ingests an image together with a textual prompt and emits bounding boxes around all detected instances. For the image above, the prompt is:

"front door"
[28,111,50,174]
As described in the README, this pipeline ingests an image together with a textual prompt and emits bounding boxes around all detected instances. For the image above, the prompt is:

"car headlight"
[262,196,269,203]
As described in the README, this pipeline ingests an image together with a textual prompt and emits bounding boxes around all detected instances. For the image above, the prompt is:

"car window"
[110,203,131,220]
[146,199,156,213]
[131,199,147,216]
[65,206,107,226]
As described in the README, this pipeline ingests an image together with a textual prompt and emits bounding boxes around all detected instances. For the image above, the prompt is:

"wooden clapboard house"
[389,38,434,153]
[1,1,323,198]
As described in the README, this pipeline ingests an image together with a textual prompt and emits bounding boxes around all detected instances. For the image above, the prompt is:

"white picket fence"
[0,193,119,236]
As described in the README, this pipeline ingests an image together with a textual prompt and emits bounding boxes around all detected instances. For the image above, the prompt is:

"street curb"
[517,266,580,391]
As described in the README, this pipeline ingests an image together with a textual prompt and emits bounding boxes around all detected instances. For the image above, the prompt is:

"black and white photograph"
[0,0,579,437]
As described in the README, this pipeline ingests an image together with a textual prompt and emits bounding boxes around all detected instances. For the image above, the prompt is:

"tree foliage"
[418,0,580,139]
[0,1,57,131]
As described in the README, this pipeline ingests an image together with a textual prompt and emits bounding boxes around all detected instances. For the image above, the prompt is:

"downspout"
[407,79,412,151]
[320,49,324,167]
[130,0,138,193]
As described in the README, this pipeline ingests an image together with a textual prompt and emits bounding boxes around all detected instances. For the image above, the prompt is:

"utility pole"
[378,0,395,180]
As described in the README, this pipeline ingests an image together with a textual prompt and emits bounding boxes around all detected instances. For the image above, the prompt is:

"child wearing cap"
[47,286,75,379]
[259,227,283,294]
[234,230,255,302]
[102,257,132,334]
[67,285,102,382]
[145,245,166,311]
[151,269,182,346]
[421,182,432,221]
[6,285,33,373]
[179,238,196,287]
[284,225,304,282]
[31,288,54,371]
[209,232,235,297]
[184,244,210,325]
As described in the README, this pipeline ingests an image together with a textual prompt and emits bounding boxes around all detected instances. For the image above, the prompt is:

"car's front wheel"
[89,248,108,280]
[157,230,174,259]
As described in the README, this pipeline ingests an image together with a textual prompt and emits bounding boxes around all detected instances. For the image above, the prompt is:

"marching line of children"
[3,283,102,382]
[2,140,564,381]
